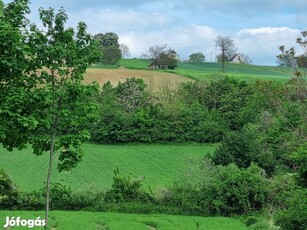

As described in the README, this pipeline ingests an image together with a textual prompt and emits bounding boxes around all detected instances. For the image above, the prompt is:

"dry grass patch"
[83,67,192,90]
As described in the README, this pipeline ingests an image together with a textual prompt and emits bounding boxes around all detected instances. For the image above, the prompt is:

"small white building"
[230,54,245,64]
[168,50,180,61]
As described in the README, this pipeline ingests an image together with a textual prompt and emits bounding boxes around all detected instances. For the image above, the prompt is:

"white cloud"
[119,24,218,60]
[235,27,301,65]
[67,8,174,35]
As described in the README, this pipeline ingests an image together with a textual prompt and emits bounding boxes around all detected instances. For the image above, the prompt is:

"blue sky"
[4,0,307,65]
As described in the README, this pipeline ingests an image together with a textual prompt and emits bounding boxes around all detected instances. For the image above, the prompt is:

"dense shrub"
[91,79,228,144]
[162,162,269,216]
[104,168,153,203]
[267,174,299,210]
[212,124,276,175]
[16,190,45,210]
[15,183,105,211]
[290,143,307,187]
[0,169,18,209]
[275,189,307,230]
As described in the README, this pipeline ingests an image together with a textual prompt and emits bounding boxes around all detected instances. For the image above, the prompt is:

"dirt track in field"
[83,67,192,91]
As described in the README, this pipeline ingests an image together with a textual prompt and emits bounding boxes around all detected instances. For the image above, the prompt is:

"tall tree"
[30,7,99,228]
[0,0,32,150]
[147,44,177,69]
[151,52,178,69]
[1,1,99,228]
[276,46,297,68]
[189,52,206,62]
[148,44,169,59]
[215,36,237,72]
[0,1,3,16]
[94,32,121,65]
[120,43,131,58]
[297,31,307,53]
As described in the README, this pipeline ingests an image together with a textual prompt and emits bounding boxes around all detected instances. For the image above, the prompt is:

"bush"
[212,124,276,176]
[163,161,269,216]
[291,143,307,187]
[202,163,269,215]
[16,190,44,210]
[104,168,154,203]
[16,183,105,211]
[245,216,259,227]
[267,174,298,210]
[275,189,307,230]
[0,169,18,209]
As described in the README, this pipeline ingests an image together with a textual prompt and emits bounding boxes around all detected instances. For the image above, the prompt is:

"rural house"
[148,50,179,70]
[168,50,180,61]
[230,54,245,64]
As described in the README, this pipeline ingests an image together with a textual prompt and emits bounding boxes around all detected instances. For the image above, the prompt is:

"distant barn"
[230,54,245,64]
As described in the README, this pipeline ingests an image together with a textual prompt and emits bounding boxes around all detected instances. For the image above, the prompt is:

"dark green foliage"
[104,168,153,203]
[212,124,276,175]
[203,76,252,130]
[94,32,121,65]
[16,190,45,210]
[275,189,307,230]
[0,169,18,208]
[245,216,259,227]
[188,52,205,62]
[15,183,105,211]
[267,174,299,210]
[291,143,307,187]
[0,0,34,151]
[91,78,228,143]
[100,46,122,65]
[94,32,119,47]
[151,52,178,69]
[163,162,269,216]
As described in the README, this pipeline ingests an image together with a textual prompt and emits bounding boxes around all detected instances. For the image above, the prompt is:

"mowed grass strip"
[0,211,248,230]
[0,144,215,192]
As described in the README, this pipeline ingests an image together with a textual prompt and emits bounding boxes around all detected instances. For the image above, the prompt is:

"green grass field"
[0,143,215,192]
[119,59,297,82]
[0,211,248,230]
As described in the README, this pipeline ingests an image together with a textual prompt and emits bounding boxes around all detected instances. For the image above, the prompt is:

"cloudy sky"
[4,0,307,65]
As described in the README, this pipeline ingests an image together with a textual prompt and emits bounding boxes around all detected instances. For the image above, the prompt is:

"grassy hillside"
[0,211,248,230]
[0,144,215,192]
[120,59,151,69]
[119,59,295,82]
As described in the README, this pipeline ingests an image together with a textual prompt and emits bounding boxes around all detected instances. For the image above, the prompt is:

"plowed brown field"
[84,67,192,90]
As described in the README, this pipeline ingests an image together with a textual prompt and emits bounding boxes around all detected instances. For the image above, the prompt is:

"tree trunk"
[221,45,225,73]
[45,131,56,230]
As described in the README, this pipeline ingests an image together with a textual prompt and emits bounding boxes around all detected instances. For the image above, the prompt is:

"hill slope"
[84,67,192,89]
[119,59,295,82]
[0,144,215,192]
